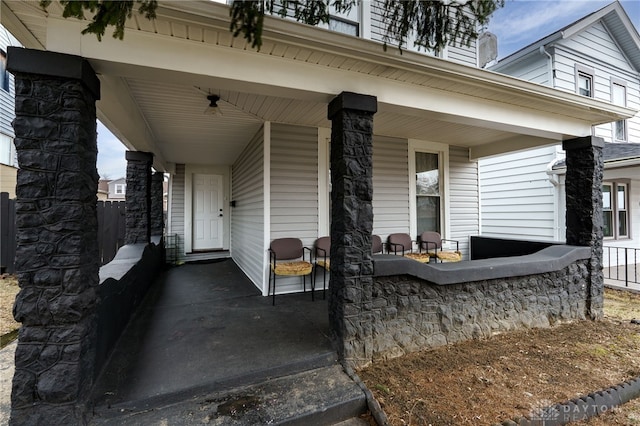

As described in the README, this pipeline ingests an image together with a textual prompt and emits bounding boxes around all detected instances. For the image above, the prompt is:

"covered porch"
[2,0,637,424]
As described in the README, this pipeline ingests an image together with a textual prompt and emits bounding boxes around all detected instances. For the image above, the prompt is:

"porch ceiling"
[2,0,636,171]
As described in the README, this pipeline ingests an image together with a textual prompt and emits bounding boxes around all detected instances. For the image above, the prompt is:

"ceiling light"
[204,94,223,116]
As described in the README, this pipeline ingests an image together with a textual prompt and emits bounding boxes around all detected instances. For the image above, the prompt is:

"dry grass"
[359,287,640,425]
[0,274,18,339]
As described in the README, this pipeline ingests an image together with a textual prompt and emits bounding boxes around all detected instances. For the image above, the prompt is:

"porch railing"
[603,246,640,287]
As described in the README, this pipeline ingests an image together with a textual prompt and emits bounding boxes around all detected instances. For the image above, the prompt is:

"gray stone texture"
[563,136,605,320]
[327,92,377,368]
[368,261,589,365]
[124,151,153,245]
[9,55,100,425]
[150,171,164,237]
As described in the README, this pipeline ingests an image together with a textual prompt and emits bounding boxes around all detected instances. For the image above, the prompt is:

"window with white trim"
[603,182,629,239]
[611,81,627,141]
[115,184,126,195]
[577,72,593,97]
[0,133,15,166]
[415,152,441,234]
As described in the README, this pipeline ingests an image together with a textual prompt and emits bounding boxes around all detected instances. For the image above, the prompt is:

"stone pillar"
[7,47,100,425]
[124,151,153,245]
[563,136,605,320]
[150,171,164,237]
[327,92,377,369]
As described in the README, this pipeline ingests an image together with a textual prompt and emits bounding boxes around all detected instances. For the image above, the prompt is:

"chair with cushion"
[372,234,383,254]
[313,236,331,300]
[419,231,462,262]
[387,233,430,263]
[268,238,313,305]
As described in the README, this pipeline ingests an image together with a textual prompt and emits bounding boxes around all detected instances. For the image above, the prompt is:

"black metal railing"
[603,246,640,287]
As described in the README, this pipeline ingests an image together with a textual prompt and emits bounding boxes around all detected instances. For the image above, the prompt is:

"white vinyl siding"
[231,128,265,289]
[269,123,318,294]
[169,164,186,262]
[449,145,478,258]
[372,136,410,239]
[491,55,550,85]
[479,146,558,241]
[0,27,16,139]
[369,0,476,65]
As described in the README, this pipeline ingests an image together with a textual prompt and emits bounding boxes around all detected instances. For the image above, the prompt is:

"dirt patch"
[359,288,640,425]
[0,274,19,348]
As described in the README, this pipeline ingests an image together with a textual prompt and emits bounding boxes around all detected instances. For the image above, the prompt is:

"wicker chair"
[268,238,313,305]
[387,233,430,263]
[419,231,462,262]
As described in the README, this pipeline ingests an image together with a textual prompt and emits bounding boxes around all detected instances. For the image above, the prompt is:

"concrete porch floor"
[90,259,360,423]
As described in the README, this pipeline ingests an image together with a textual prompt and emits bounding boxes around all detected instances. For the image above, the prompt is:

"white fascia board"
[45,17,628,142]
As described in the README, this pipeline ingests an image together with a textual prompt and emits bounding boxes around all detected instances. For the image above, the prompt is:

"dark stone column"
[7,47,100,425]
[327,92,377,369]
[150,171,164,237]
[124,151,153,245]
[563,136,605,320]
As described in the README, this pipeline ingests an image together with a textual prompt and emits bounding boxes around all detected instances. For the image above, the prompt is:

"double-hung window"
[115,183,126,195]
[611,79,627,141]
[575,65,594,98]
[603,181,629,239]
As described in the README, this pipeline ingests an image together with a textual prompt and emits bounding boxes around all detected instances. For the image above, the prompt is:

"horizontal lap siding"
[479,146,558,241]
[169,164,186,262]
[373,136,409,241]
[449,146,478,258]
[0,28,15,138]
[232,128,265,289]
[270,123,318,294]
[493,55,549,85]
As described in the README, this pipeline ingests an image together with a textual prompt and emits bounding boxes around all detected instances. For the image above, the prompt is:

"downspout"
[540,45,554,86]
[546,155,564,241]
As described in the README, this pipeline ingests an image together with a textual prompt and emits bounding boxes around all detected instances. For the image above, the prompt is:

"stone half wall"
[342,246,597,369]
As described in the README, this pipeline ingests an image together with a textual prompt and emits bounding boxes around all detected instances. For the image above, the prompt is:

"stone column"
[7,47,100,425]
[150,171,164,237]
[124,151,153,245]
[563,136,605,320]
[327,92,377,369]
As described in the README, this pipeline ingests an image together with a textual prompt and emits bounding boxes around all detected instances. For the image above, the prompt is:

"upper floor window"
[577,72,592,97]
[612,80,627,141]
[329,15,359,36]
[0,133,15,166]
[115,184,126,195]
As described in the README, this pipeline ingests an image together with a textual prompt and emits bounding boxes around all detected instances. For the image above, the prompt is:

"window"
[0,50,8,92]
[577,72,592,97]
[415,152,441,234]
[329,16,359,36]
[603,182,629,239]
[115,184,126,195]
[612,81,627,141]
[0,134,15,166]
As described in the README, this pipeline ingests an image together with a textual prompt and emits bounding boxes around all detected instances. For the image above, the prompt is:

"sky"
[96,0,640,180]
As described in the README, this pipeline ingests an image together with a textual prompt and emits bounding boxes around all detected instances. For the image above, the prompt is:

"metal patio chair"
[419,231,462,262]
[268,237,313,305]
[387,233,430,263]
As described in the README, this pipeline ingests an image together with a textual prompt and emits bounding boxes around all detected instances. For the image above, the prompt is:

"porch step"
[90,364,368,425]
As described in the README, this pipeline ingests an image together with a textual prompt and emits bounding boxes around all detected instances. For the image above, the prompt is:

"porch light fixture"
[205,94,223,116]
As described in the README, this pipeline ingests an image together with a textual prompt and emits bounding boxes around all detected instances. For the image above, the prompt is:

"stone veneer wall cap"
[328,91,377,119]
[6,46,100,100]
[563,135,605,150]
[125,150,154,162]
[373,245,591,285]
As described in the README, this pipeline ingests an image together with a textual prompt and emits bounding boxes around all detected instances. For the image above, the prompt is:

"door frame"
[184,164,231,253]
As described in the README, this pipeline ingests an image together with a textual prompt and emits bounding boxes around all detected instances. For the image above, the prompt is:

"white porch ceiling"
[2,0,636,172]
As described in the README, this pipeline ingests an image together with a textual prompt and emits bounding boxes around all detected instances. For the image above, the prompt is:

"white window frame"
[611,78,628,142]
[603,180,630,240]
[408,139,450,240]
[575,64,594,98]
[114,183,126,195]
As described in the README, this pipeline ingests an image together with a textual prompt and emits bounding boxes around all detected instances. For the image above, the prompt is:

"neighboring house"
[97,179,109,200]
[480,2,640,251]
[2,1,632,297]
[107,177,127,200]
[0,25,18,198]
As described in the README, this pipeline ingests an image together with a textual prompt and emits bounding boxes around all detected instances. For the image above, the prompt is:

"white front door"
[193,174,224,250]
